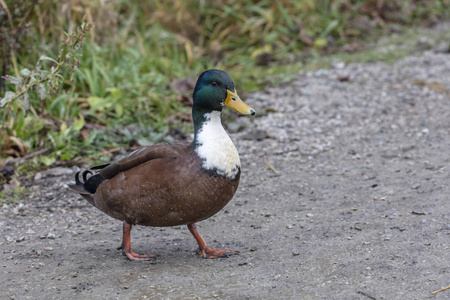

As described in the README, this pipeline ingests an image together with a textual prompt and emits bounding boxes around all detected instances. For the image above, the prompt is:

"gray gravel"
[2,48,450,299]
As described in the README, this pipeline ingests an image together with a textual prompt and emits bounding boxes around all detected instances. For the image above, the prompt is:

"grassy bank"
[0,0,449,172]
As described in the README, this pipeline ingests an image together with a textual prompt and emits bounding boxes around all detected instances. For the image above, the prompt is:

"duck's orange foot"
[197,247,239,259]
[117,246,156,261]
[123,251,156,261]
[118,221,156,261]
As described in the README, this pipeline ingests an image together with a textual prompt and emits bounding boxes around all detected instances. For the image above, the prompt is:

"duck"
[69,69,255,260]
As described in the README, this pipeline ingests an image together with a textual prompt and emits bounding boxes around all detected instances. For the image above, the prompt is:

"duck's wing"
[97,142,190,179]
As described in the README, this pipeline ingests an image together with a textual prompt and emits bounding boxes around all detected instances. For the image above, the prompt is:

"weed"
[0,0,449,169]
[0,184,29,205]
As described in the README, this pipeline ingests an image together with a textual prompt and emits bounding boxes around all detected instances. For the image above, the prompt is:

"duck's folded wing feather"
[98,143,189,179]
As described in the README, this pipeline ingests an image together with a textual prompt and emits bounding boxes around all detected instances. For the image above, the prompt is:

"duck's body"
[70,69,255,260]
[83,131,240,228]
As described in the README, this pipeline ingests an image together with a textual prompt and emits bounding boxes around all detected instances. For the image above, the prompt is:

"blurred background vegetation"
[0,0,449,184]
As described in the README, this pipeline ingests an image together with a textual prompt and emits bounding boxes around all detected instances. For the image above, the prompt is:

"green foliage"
[0,0,448,168]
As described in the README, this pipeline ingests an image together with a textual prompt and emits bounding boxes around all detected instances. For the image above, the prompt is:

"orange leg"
[187,223,239,259]
[117,221,156,261]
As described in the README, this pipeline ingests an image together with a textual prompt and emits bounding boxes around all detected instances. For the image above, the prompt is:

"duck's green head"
[193,69,255,116]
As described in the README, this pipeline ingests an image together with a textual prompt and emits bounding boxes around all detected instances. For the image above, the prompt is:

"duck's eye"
[212,81,217,87]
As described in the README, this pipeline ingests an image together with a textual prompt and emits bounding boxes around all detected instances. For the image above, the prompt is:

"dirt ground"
[2,32,450,299]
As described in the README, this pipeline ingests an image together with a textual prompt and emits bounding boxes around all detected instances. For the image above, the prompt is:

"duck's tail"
[68,169,106,207]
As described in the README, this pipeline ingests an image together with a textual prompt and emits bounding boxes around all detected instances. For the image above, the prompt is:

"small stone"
[333,61,345,69]
[34,172,42,181]
[388,213,399,219]
[306,213,314,218]
[46,233,57,239]
[227,122,241,133]
[34,167,73,180]
[286,225,293,229]
[416,37,433,51]
[241,129,269,141]
[337,71,350,82]
[315,69,328,77]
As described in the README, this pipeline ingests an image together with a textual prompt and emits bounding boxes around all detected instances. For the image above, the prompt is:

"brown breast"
[93,143,240,227]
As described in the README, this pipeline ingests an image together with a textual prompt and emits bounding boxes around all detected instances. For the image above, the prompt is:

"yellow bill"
[225,89,256,115]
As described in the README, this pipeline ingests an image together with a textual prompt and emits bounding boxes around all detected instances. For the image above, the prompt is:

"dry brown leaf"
[410,79,449,94]
[1,130,28,157]
[80,129,90,140]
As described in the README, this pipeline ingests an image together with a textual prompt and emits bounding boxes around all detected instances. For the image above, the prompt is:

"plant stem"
[432,284,450,295]
[2,19,92,107]
[3,62,61,106]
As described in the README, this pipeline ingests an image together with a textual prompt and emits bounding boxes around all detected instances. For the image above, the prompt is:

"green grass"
[1,0,449,170]
[0,185,29,206]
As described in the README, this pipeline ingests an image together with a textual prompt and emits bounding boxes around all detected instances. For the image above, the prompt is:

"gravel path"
[1,47,450,299]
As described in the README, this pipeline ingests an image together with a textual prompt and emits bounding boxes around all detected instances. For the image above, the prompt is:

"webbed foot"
[197,247,239,259]
[119,221,156,261]
[188,223,239,259]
